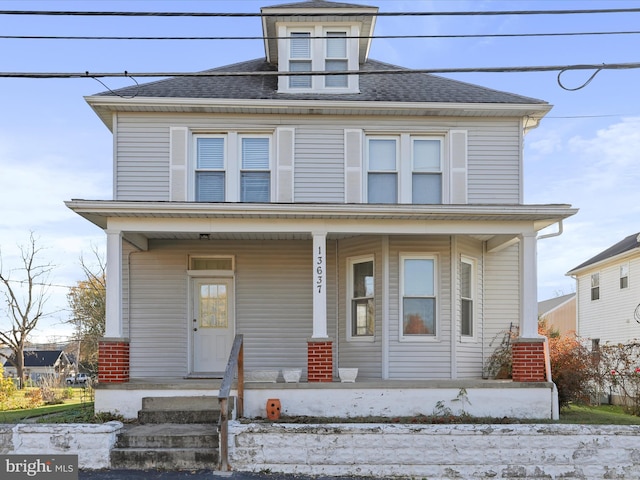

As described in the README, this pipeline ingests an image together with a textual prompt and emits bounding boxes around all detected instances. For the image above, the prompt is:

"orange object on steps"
[266,398,281,420]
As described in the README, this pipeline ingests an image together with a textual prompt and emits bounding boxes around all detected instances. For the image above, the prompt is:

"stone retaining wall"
[228,422,640,479]
[0,421,122,469]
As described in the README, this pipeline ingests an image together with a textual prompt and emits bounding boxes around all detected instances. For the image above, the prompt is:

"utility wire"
[3,31,640,41]
[2,62,639,79]
[1,8,640,17]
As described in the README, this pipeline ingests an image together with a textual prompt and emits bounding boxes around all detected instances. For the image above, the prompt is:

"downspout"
[537,220,564,241]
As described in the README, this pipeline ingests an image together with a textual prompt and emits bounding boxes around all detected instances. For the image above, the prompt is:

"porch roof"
[67,201,576,247]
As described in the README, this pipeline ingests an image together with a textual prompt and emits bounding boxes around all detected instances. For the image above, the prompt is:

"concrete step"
[110,447,218,470]
[115,424,218,449]
[138,396,220,424]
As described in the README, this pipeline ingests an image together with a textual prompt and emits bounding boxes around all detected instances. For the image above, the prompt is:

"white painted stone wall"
[0,421,122,470]
[229,422,640,479]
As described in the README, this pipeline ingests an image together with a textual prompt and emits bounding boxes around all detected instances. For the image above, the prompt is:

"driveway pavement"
[80,471,377,480]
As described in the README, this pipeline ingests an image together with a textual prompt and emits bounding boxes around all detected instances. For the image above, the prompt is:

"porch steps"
[110,396,220,470]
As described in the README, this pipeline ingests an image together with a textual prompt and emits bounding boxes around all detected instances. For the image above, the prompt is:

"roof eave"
[566,247,640,276]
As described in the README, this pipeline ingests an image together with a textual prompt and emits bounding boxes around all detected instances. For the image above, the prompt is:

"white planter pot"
[282,369,302,383]
[338,368,358,383]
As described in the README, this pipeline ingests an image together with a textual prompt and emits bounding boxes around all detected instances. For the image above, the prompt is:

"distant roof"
[3,350,68,368]
[264,0,375,8]
[538,293,576,317]
[96,58,546,106]
[567,232,640,274]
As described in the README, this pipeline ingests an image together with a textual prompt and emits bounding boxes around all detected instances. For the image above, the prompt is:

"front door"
[192,278,235,374]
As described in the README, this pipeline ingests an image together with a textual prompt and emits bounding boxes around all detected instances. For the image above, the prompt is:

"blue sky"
[1,0,640,342]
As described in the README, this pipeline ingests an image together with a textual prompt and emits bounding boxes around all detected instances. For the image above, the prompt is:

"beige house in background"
[538,293,576,336]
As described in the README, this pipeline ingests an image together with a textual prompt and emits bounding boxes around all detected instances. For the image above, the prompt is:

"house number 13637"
[316,246,324,294]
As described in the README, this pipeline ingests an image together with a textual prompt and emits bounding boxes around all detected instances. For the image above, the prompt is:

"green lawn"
[559,404,640,425]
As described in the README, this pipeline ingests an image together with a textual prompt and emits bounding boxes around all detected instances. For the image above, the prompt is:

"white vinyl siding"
[576,256,640,344]
[294,127,345,202]
[483,243,520,372]
[127,239,337,379]
[388,236,452,379]
[116,114,520,204]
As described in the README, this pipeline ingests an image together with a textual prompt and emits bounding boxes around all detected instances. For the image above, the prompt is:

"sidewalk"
[79,471,378,480]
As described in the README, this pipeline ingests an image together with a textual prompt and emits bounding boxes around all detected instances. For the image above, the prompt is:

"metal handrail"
[218,334,244,471]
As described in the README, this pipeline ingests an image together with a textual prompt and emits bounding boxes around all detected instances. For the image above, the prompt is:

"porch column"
[512,232,548,383]
[308,232,333,382]
[99,228,130,383]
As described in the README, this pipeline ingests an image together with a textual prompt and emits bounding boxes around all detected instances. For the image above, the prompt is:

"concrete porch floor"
[94,378,558,420]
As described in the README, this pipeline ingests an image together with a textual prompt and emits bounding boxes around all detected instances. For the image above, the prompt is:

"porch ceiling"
[66,201,577,245]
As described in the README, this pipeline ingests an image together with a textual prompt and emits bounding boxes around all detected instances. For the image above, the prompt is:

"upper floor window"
[620,264,629,289]
[591,273,600,301]
[279,25,358,93]
[366,135,444,204]
[194,133,271,203]
[347,256,375,340]
[400,255,437,340]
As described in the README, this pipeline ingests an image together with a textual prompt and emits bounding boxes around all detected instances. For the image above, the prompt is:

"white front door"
[192,278,235,374]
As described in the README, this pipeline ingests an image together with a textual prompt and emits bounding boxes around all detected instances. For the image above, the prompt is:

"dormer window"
[278,25,360,94]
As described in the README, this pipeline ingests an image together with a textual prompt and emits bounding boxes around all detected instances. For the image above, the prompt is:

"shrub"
[597,340,640,415]
[24,388,43,408]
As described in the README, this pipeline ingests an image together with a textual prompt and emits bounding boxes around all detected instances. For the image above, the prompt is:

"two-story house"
[567,232,640,345]
[67,0,577,420]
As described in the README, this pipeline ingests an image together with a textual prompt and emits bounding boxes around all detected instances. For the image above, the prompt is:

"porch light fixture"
[199,233,210,240]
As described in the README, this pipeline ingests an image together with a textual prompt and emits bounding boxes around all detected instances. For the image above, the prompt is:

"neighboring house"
[538,293,576,336]
[567,232,640,345]
[3,350,73,383]
[66,0,577,420]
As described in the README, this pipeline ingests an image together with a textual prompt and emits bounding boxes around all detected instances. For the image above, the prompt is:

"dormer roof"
[261,0,378,64]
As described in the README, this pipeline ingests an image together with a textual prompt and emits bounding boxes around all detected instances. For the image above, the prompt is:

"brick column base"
[307,339,333,382]
[98,339,130,383]
[512,338,548,382]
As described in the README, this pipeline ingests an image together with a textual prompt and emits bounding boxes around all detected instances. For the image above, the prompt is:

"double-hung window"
[348,257,375,340]
[367,138,398,203]
[194,133,271,203]
[289,32,312,88]
[591,273,600,301]
[620,264,629,289]
[240,136,270,202]
[325,31,348,88]
[400,255,437,339]
[195,136,225,202]
[412,138,442,204]
[460,257,475,338]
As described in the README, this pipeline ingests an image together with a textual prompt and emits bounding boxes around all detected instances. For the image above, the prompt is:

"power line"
[1,7,640,17]
[3,31,640,41]
[2,61,639,79]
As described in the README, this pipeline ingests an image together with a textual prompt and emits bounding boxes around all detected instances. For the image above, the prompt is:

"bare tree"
[66,247,105,373]
[0,233,54,388]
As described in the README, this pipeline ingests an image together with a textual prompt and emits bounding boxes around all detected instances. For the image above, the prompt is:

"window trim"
[365,136,399,204]
[364,132,448,205]
[460,256,476,341]
[191,132,273,203]
[346,255,375,342]
[590,272,600,301]
[620,263,629,289]
[399,253,439,342]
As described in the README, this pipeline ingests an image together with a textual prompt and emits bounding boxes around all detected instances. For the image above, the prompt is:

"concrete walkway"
[80,471,377,480]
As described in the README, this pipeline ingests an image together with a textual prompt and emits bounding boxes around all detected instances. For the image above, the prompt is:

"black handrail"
[218,334,244,471]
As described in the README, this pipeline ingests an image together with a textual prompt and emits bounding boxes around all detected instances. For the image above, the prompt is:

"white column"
[312,232,328,338]
[520,232,541,338]
[105,229,123,338]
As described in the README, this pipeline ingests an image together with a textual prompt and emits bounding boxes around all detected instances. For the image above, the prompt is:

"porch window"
[460,257,474,337]
[401,255,437,339]
[591,273,600,301]
[620,264,629,289]
[367,138,397,203]
[348,257,375,339]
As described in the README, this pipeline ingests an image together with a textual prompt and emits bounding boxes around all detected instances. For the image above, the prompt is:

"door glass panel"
[199,284,228,328]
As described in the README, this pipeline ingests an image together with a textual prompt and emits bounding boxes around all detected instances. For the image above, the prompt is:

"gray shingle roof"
[568,232,640,273]
[97,58,546,105]
[264,1,375,9]
[3,350,67,368]
[538,293,575,317]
